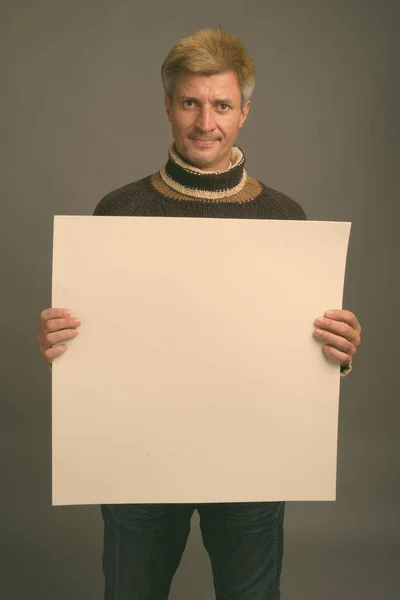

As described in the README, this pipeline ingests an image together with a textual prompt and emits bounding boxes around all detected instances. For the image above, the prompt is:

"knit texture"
[93,145,307,221]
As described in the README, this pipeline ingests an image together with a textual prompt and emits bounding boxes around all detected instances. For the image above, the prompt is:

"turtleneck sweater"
[93,144,306,220]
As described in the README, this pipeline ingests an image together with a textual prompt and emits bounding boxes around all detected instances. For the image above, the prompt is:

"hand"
[37,308,81,365]
[313,309,362,366]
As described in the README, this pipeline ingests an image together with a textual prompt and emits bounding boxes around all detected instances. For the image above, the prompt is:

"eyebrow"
[180,95,234,105]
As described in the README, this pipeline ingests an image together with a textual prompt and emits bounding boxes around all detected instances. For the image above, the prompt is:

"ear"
[164,95,172,122]
[239,100,251,129]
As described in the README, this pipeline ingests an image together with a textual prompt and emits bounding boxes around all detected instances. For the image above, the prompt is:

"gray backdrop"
[1,0,399,598]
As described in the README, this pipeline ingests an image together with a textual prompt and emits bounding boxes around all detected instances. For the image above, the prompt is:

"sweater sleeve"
[279,196,307,220]
[92,192,115,216]
[262,185,307,220]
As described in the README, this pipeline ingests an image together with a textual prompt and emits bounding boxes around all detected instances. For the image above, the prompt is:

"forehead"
[174,71,241,100]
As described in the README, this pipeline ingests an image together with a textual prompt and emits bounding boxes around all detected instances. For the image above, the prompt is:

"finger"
[46,328,79,346]
[322,344,350,365]
[313,328,355,356]
[315,317,361,347]
[40,308,72,323]
[315,316,354,340]
[44,344,68,364]
[45,317,81,333]
[324,309,361,333]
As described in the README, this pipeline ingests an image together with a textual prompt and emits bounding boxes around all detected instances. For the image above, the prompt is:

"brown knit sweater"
[93,145,306,221]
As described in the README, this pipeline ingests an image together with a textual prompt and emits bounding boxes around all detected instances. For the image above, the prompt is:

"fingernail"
[325,310,334,317]
[315,318,324,325]
[63,310,71,316]
[73,319,81,325]
[315,329,322,336]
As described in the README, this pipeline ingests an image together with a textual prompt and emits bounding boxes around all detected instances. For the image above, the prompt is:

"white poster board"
[52,216,351,506]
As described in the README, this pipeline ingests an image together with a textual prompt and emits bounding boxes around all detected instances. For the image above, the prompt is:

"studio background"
[1,1,398,598]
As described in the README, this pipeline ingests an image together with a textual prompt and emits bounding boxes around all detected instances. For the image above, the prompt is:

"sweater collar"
[160,144,248,201]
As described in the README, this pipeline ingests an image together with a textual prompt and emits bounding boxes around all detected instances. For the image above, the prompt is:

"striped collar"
[160,144,248,201]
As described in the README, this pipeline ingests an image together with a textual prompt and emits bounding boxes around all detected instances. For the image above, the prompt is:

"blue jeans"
[101,501,285,599]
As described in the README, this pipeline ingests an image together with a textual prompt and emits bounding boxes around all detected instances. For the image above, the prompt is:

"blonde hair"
[161,27,255,106]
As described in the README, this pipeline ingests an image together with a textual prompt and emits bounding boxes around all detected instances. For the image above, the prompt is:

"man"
[37,27,362,600]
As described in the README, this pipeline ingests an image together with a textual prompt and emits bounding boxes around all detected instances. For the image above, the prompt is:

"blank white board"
[52,216,351,506]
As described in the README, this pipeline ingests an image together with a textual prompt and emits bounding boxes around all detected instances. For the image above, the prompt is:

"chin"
[184,147,222,169]
[191,154,220,168]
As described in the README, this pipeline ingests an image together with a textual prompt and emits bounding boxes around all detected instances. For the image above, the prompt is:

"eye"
[219,103,230,111]
[184,100,195,107]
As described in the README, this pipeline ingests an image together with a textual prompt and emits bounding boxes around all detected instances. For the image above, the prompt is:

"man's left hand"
[313,309,362,366]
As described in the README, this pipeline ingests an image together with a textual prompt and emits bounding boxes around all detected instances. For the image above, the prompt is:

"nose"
[195,106,216,133]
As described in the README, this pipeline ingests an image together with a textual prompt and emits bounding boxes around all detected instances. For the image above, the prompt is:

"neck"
[159,143,247,201]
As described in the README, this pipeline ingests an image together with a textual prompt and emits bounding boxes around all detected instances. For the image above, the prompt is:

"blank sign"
[52,216,351,506]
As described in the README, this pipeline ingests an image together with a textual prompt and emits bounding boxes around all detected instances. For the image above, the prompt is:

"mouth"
[190,138,218,148]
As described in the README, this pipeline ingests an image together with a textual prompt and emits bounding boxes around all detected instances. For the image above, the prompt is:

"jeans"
[101,501,285,600]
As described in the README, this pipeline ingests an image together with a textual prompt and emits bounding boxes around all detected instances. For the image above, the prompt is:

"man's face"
[165,71,251,171]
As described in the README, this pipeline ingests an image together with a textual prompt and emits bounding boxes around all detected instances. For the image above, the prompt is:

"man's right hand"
[37,308,81,365]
